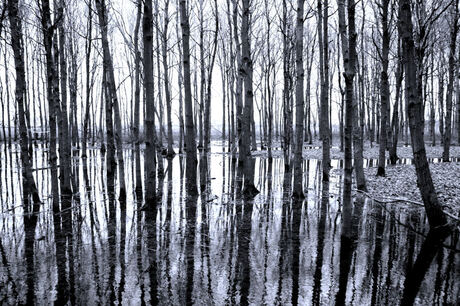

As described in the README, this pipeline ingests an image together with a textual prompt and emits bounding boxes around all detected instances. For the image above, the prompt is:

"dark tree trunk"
[399,0,448,228]
[7,0,41,205]
[204,0,219,152]
[292,0,305,199]
[57,0,73,195]
[179,0,198,195]
[377,0,390,176]
[143,0,157,204]
[95,0,127,200]
[442,0,459,161]
[162,0,175,158]
[338,0,358,207]
[40,0,60,192]
[133,0,141,145]
[82,0,93,157]
[390,37,403,165]
[318,0,330,181]
[240,0,259,197]
[438,59,445,144]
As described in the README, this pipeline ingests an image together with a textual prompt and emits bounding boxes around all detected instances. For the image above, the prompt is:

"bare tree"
[161,0,175,158]
[389,30,403,165]
[292,0,305,199]
[399,0,447,227]
[82,0,93,157]
[179,0,198,195]
[143,0,157,204]
[7,0,41,204]
[376,0,390,176]
[318,0,330,181]
[240,0,259,196]
[133,0,141,145]
[57,0,73,193]
[95,0,127,199]
[442,0,459,161]
[338,0,359,196]
[282,0,293,168]
[203,0,219,152]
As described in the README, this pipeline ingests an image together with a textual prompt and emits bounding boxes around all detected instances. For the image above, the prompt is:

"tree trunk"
[204,0,219,152]
[82,0,93,157]
[442,0,459,161]
[153,0,164,177]
[198,1,205,150]
[162,0,175,158]
[95,0,127,200]
[438,59,445,144]
[292,0,305,199]
[7,0,41,205]
[318,0,330,181]
[240,0,259,197]
[399,0,447,228]
[57,0,73,195]
[143,0,157,204]
[353,92,367,190]
[457,50,460,144]
[377,0,390,177]
[179,0,198,195]
[338,0,358,201]
[133,0,141,145]
[282,0,293,169]
[40,0,63,199]
[430,53,436,146]
[69,34,79,149]
[176,8,185,155]
[305,41,314,145]
[390,37,403,164]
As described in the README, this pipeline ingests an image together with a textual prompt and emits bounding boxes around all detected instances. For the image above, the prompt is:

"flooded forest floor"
[0,141,459,305]
[259,142,460,218]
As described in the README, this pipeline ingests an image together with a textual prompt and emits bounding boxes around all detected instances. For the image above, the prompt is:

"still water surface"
[0,144,458,305]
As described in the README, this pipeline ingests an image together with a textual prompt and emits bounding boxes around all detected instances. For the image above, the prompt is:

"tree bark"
[82,0,93,157]
[204,0,219,152]
[338,0,357,206]
[282,0,293,168]
[399,0,447,228]
[56,0,73,195]
[377,0,390,176]
[319,0,330,181]
[179,0,198,195]
[438,59,445,144]
[240,0,259,197]
[143,0,157,204]
[95,0,127,200]
[442,0,459,161]
[390,36,403,165]
[162,0,175,158]
[457,50,460,144]
[292,0,305,199]
[133,0,141,145]
[7,0,41,205]
[40,0,60,196]
[176,7,185,154]
[69,32,79,149]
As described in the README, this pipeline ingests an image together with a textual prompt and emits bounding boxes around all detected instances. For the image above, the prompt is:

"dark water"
[0,144,458,305]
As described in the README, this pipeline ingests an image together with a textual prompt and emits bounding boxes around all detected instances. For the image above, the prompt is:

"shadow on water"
[0,143,458,305]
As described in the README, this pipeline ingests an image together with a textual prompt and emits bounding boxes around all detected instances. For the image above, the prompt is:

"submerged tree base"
[292,191,306,200]
[376,166,385,177]
[243,184,259,198]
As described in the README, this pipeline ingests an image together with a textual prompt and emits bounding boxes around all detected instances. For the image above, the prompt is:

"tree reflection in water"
[0,144,458,305]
